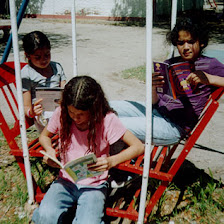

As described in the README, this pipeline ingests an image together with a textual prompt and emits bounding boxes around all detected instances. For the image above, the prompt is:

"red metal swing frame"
[106,86,224,222]
[0,61,59,203]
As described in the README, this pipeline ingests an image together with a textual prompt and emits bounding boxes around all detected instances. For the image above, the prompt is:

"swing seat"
[106,87,224,222]
[0,61,59,203]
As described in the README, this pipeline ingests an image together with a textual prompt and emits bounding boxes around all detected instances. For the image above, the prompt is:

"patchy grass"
[148,178,224,224]
[0,128,58,223]
[121,64,146,83]
[0,163,29,223]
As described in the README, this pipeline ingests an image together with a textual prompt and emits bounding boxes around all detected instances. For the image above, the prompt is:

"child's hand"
[33,98,43,116]
[88,157,111,172]
[186,71,210,86]
[152,72,165,87]
[151,72,162,104]
[43,149,60,168]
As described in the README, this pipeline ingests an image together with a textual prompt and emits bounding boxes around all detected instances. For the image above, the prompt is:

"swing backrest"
[0,62,32,152]
[0,62,59,202]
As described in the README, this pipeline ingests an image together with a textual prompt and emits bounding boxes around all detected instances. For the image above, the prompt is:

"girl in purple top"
[32,76,144,224]
[110,15,224,145]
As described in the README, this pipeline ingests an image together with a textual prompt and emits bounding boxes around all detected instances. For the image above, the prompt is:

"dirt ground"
[1,18,224,184]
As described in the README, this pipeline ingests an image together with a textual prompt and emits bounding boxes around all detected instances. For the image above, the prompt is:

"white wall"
[76,0,115,16]
[41,0,117,17]
[39,0,146,17]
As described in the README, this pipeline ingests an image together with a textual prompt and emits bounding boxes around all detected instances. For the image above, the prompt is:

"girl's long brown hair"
[60,76,115,159]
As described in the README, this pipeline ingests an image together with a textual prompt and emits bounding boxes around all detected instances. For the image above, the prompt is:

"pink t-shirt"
[47,107,126,186]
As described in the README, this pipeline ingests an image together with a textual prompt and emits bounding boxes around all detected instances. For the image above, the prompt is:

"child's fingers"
[88,157,109,171]
[43,155,60,168]
[187,71,209,85]
[33,99,44,115]
[186,74,197,85]
[152,76,164,81]
[152,72,162,78]
[34,104,42,110]
[152,74,165,87]
[33,104,43,115]
[153,72,160,75]
[34,98,43,106]
[153,72,164,80]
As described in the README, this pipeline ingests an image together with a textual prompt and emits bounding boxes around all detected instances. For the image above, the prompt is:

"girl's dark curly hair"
[166,14,209,51]
[22,31,51,55]
[60,76,115,158]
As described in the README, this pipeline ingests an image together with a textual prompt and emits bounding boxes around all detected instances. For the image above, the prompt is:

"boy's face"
[26,47,51,69]
[177,30,202,61]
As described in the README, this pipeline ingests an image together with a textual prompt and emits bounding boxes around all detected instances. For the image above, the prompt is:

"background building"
[12,0,205,18]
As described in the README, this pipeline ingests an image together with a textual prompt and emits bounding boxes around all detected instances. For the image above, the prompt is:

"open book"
[40,151,103,182]
[36,87,63,111]
[153,61,196,99]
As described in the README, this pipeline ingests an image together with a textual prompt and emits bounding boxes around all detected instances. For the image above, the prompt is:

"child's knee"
[32,205,62,224]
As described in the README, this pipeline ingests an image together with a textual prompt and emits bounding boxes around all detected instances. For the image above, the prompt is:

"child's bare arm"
[23,91,33,117]
[39,126,60,168]
[88,130,144,172]
[23,91,43,118]
[60,80,66,88]
[187,71,224,87]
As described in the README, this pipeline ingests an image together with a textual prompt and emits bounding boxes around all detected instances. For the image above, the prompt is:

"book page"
[39,150,63,169]
[64,154,103,182]
[36,87,63,111]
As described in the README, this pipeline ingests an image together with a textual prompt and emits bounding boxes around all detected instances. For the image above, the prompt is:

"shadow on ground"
[103,159,223,224]
[0,32,72,55]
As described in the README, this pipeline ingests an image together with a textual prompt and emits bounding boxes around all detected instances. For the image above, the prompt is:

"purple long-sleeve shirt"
[157,56,224,131]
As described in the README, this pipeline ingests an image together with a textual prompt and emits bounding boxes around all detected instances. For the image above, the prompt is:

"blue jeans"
[32,178,108,224]
[109,100,185,145]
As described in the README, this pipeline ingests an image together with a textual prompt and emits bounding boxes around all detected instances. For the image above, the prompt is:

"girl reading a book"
[110,13,224,145]
[32,76,144,224]
[21,31,66,132]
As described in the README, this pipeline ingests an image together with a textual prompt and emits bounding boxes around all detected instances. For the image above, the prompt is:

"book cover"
[153,62,174,97]
[153,61,195,99]
[170,62,195,98]
[40,151,103,182]
[35,87,63,111]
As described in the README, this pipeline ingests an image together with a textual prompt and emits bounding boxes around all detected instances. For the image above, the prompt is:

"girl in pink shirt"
[32,76,144,224]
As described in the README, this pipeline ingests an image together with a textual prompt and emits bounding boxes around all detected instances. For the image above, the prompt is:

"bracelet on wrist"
[27,108,35,118]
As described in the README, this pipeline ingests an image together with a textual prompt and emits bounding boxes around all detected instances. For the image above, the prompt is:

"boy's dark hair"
[22,31,51,55]
[166,14,209,50]
[60,76,115,157]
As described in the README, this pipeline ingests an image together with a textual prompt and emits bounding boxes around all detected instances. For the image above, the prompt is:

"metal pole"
[137,0,153,223]
[71,0,78,76]
[169,0,177,58]
[1,0,30,64]
[9,0,34,204]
